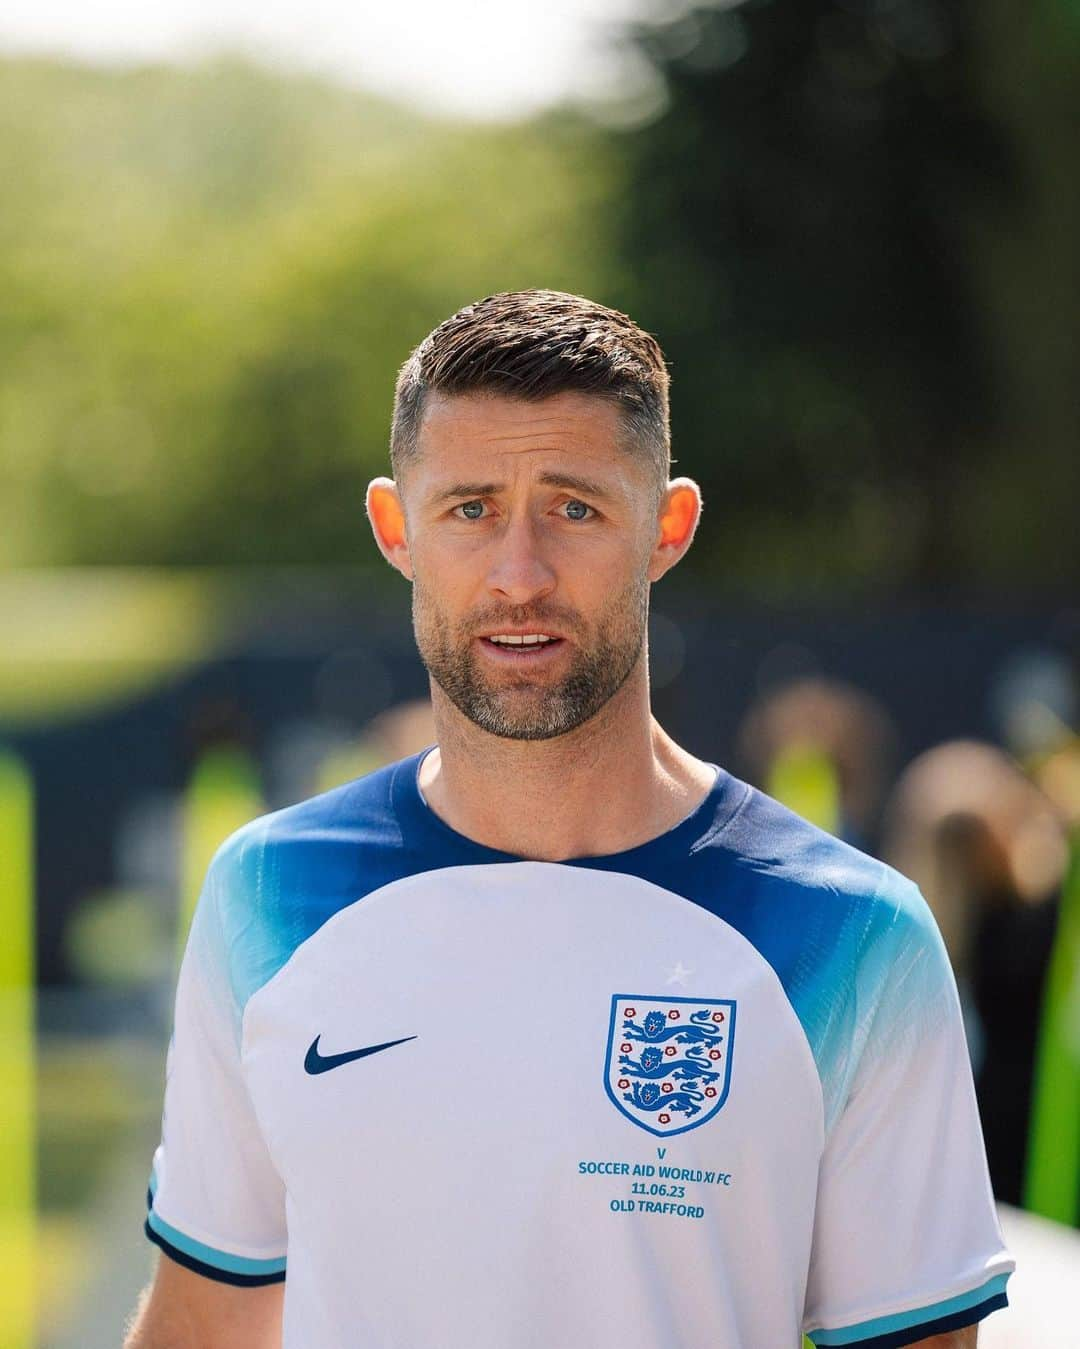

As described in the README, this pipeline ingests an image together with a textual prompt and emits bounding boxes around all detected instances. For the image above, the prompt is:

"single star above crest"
[665,961,693,986]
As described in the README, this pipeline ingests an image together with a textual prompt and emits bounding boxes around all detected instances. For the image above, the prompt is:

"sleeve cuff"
[144,1199,286,1288]
[807,1271,1011,1347]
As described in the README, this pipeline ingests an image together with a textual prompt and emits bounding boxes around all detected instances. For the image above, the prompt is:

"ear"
[647,477,702,583]
[366,478,413,580]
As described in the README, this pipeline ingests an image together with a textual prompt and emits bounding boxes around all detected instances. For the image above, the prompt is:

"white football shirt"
[146,749,1013,1347]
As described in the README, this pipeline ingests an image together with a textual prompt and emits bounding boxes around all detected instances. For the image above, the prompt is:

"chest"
[240,866,824,1220]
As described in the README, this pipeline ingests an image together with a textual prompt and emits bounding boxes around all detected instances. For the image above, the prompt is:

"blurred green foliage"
[613,0,1080,591]
[0,57,616,568]
[2,5,1078,593]
[37,1039,160,1214]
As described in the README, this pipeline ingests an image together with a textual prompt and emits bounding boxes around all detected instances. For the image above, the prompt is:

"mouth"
[476,632,567,664]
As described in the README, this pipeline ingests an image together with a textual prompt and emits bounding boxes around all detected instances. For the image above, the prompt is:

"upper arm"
[125,1254,284,1348]
[142,832,288,1300]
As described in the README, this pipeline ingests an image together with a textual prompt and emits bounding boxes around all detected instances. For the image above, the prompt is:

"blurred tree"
[0,59,615,568]
[969,1,1080,586]
[612,0,1076,591]
[3,30,1077,589]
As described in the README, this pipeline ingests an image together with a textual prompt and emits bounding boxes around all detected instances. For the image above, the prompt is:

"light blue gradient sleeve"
[802,871,1013,1344]
[145,820,289,1284]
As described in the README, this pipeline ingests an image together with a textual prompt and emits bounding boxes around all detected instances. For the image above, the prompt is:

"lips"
[476,634,566,661]
[483,633,560,648]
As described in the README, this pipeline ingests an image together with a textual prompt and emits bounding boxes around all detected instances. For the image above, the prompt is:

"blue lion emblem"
[605,995,736,1138]
[619,1042,721,1085]
[624,1080,705,1118]
[622,1008,722,1046]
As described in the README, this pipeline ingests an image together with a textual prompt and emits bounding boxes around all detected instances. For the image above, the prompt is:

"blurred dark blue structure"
[6,579,1076,987]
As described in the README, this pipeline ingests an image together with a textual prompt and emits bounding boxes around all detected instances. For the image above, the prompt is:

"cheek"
[413,542,466,592]
[586,543,652,601]
[411,560,479,637]
[414,534,490,589]
[561,532,644,581]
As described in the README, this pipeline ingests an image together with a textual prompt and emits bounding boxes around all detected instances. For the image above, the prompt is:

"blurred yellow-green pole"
[0,750,35,1349]
[1024,827,1080,1225]
[180,746,262,956]
[766,744,842,837]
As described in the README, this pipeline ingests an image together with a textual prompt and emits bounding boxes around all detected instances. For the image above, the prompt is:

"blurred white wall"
[981,1206,1080,1348]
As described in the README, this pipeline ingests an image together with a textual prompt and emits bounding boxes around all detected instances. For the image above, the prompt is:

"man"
[126,291,1013,1347]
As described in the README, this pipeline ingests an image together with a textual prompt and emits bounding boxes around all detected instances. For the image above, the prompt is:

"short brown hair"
[390,290,670,490]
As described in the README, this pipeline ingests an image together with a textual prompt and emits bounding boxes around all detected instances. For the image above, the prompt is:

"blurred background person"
[735,676,895,851]
[883,741,1070,1211]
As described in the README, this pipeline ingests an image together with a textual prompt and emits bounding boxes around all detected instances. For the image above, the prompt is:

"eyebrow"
[429,471,617,506]
[540,472,616,500]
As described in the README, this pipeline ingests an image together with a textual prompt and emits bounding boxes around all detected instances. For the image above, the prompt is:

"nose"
[485,513,557,607]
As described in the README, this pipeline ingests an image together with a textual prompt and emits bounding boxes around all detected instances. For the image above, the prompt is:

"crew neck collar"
[390,745,746,870]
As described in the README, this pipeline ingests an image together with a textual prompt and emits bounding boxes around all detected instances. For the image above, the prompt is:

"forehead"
[409,390,646,492]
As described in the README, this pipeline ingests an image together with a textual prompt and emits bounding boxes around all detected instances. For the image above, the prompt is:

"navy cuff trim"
[144,1219,287,1287]
[842,1289,1009,1348]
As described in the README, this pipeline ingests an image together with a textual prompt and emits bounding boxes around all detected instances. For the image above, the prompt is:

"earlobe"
[366,478,412,578]
[650,479,701,580]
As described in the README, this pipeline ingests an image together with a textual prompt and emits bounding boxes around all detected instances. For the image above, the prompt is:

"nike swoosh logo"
[304,1034,417,1075]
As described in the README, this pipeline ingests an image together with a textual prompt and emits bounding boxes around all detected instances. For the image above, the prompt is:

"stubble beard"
[412,575,649,741]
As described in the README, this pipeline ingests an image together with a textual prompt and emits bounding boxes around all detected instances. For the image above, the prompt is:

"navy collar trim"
[390,746,748,871]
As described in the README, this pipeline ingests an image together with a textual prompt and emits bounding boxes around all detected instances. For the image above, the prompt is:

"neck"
[417,661,716,860]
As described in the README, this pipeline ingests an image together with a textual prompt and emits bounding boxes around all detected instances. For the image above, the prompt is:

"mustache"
[463,605,582,634]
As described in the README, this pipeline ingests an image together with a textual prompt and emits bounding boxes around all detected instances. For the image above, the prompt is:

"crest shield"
[603,994,736,1137]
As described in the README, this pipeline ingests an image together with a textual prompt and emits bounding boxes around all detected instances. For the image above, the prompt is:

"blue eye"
[458,500,486,519]
[565,500,592,520]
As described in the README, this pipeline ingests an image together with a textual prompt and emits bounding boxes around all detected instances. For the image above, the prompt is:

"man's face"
[397,391,663,741]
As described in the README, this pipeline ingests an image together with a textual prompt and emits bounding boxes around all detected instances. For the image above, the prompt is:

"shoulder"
[196,753,425,1013]
[704,778,953,1124]
[214,755,404,857]
[711,775,939,962]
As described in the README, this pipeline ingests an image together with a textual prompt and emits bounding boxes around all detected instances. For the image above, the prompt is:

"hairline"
[391,386,669,501]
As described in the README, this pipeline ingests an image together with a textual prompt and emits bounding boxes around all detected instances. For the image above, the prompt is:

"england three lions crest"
[604,995,736,1137]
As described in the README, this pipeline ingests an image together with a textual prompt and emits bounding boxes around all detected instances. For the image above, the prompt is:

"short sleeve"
[803,882,1014,1346]
[145,836,288,1285]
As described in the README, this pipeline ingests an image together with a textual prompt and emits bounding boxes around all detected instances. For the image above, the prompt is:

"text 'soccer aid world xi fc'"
[604,995,736,1137]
